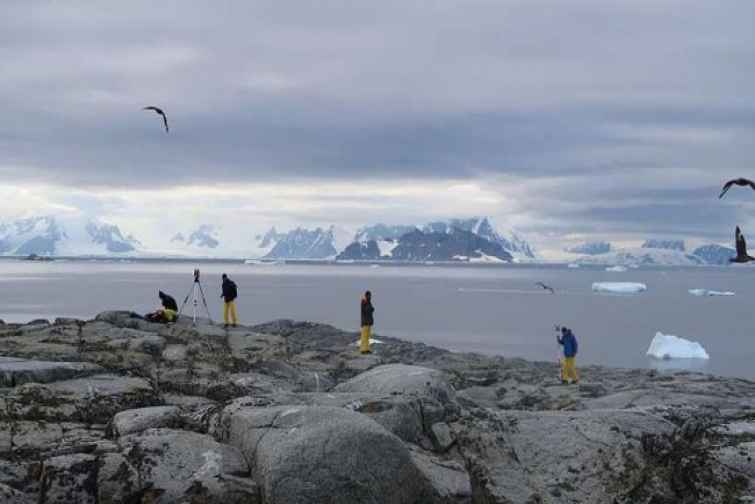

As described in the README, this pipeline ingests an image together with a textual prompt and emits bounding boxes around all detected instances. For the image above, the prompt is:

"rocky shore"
[0,312,753,503]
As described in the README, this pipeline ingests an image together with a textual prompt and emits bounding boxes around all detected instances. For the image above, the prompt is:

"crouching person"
[146,290,178,323]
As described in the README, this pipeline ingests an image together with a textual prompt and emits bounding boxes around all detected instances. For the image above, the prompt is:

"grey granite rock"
[223,405,433,503]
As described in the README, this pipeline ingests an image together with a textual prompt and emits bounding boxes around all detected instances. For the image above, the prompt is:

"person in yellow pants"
[557,326,579,384]
[360,290,374,354]
[221,273,239,328]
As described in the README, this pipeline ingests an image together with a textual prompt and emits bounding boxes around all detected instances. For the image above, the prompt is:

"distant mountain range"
[336,217,529,263]
[171,225,220,249]
[264,226,352,260]
[642,239,685,252]
[0,216,139,256]
[566,241,612,255]
[338,227,513,263]
[568,239,736,266]
[0,214,739,266]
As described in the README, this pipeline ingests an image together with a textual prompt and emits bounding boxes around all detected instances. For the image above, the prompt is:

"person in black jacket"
[146,290,178,323]
[221,273,238,328]
[360,290,374,354]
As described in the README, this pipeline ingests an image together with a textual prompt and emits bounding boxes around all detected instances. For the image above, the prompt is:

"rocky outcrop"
[222,405,432,503]
[0,313,753,502]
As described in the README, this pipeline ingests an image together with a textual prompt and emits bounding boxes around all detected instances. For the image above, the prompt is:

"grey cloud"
[1,0,754,242]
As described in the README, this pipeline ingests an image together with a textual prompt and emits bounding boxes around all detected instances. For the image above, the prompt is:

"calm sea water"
[1,259,754,379]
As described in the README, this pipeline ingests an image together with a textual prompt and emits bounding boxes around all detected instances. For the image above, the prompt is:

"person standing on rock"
[221,273,239,328]
[360,290,375,354]
[557,326,579,384]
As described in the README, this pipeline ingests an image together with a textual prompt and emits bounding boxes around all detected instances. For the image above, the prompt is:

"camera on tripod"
[179,268,213,324]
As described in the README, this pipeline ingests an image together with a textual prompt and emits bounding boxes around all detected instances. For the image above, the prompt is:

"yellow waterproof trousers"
[164,309,177,322]
[561,357,578,383]
[224,301,238,325]
[360,325,372,353]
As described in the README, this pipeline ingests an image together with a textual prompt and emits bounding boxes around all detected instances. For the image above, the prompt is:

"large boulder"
[111,428,257,503]
[334,364,460,444]
[222,405,433,503]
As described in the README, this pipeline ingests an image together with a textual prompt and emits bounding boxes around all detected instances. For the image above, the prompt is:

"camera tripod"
[178,268,213,325]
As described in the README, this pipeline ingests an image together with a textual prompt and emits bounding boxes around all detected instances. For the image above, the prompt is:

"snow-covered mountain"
[264,226,351,259]
[642,239,685,252]
[574,247,705,267]
[171,225,219,249]
[337,228,513,262]
[256,227,286,249]
[692,244,736,265]
[566,241,612,255]
[422,217,536,260]
[0,215,140,256]
[354,224,418,243]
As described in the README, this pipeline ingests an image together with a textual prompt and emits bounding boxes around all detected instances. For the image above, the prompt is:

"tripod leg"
[178,284,195,318]
[197,281,214,324]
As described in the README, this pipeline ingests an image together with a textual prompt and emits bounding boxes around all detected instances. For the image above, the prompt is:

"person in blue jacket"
[557,326,579,384]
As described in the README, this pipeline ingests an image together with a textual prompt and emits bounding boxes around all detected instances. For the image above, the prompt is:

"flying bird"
[719,178,755,199]
[535,282,555,294]
[142,106,169,133]
[731,226,755,263]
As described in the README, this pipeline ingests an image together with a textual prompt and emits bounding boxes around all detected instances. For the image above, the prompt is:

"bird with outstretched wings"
[142,106,169,133]
[731,226,755,263]
[535,282,555,294]
[719,178,755,199]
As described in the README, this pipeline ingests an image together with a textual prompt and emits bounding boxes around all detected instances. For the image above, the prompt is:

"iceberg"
[688,289,735,297]
[605,266,627,272]
[646,332,710,360]
[592,282,647,294]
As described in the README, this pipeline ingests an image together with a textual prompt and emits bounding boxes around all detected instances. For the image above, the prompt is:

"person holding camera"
[221,273,239,328]
[557,326,579,384]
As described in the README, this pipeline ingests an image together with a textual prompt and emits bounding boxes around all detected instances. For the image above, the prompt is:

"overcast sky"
[1,1,754,255]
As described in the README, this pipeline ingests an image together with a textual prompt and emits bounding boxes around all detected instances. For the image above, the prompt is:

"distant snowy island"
[0,214,740,266]
[0,215,536,264]
[565,239,736,267]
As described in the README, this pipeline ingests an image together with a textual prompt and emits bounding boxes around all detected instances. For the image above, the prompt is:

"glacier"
[646,332,710,360]
[592,282,647,294]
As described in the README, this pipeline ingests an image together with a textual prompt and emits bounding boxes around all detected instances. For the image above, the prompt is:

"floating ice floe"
[646,332,710,360]
[688,289,735,297]
[592,282,647,294]
[605,265,628,272]
[567,263,581,269]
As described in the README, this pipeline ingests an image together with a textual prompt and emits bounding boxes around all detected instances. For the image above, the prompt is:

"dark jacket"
[159,291,178,311]
[361,298,374,327]
[558,330,578,358]
[222,278,238,302]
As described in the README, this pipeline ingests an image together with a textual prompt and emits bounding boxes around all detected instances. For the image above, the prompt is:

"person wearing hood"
[557,327,579,384]
[360,291,375,354]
